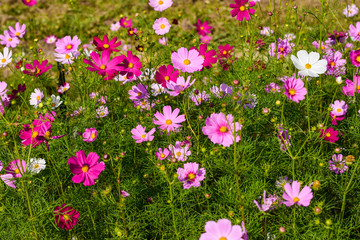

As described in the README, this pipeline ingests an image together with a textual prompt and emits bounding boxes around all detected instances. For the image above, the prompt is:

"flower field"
[1,0,360,239]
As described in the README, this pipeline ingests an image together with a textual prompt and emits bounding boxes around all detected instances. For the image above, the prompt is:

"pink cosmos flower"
[93,35,121,52]
[194,19,212,36]
[342,73,360,96]
[22,0,37,6]
[319,127,339,143]
[330,113,346,125]
[260,27,273,36]
[200,35,212,44]
[121,190,130,197]
[210,83,233,98]
[199,219,248,240]
[330,100,348,117]
[44,35,57,44]
[329,154,348,174]
[58,82,70,94]
[269,38,294,60]
[0,30,20,48]
[159,37,168,46]
[217,44,233,59]
[230,0,256,22]
[96,106,109,118]
[68,150,105,186]
[54,204,80,230]
[131,125,156,143]
[282,180,313,207]
[323,51,346,76]
[177,162,205,189]
[128,83,149,100]
[190,44,217,69]
[82,128,98,143]
[349,22,360,41]
[153,105,186,132]
[6,160,26,178]
[110,22,121,31]
[254,190,278,212]
[8,22,26,38]
[120,17,132,28]
[202,112,242,147]
[191,90,209,105]
[23,60,52,77]
[118,51,143,78]
[283,77,307,103]
[55,36,81,54]
[149,0,173,11]
[83,50,124,80]
[155,65,179,88]
[171,47,204,73]
[153,17,171,35]
[155,148,171,160]
[350,49,360,67]
[0,174,16,189]
[343,4,359,17]
[166,76,196,96]
[265,82,281,93]
[168,141,191,162]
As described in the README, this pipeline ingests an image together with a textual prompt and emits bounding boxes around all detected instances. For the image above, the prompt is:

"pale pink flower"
[153,17,171,35]
[171,47,204,73]
[199,219,248,240]
[153,105,186,132]
[131,125,155,143]
[282,180,313,207]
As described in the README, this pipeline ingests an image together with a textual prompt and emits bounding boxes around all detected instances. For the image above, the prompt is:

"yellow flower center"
[160,24,165,29]
[45,131,51,138]
[63,87,67,91]
[200,27,204,30]
[223,50,227,55]
[14,169,20,174]
[164,76,170,81]
[129,30,134,34]
[34,164,39,169]
[100,112,105,116]
[198,98,202,102]
[160,153,165,158]
[357,85,360,90]
[91,133,96,139]
[141,134,146,138]
[66,44,72,50]
[64,214,70,220]
[32,131,39,138]
[358,32,360,36]
[158,0,163,4]
[280,47,284,52]
[330,62,335,66]
[356,56,360,63]
[1,58,6,63]
[100,65,106,70]
[336,108,341,112]
[128,63,134,68]
[321,46,325,50]
[82,165,89,172]
[220,126,227,133]
[8,38,12,42]
[103,44,109,49]
[165,119,172,125]
[219,238,228,240]
[187,173,196,180]
[239,6,245,11]
[16,32,20,36]
[305,63,311,69]
[65,54,70,59]
[36,68,41,74]
[293,197,300,203]
[289,88,296,96]
[271,88,275,92]
[326,133,331,137]
[137,92,142,96]
[124,22,128,26]
[183,59,191,65]
[176,152,181,157]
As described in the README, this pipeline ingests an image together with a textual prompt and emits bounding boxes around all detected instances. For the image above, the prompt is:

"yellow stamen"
[330,62,335,66]
[160,24,165,29]
[289,88,296,96]
[160,153,165,158]
[16,32,20,36]
[176,152,181,157]
[239,6,245,11]
[8,38,12,42]
[187,173,196,180]
[65,54,70,59]
[222,50,227,55]
[82,165,89,172]
[128,63,134,68]
[165,119,172,125]
[220,126,227,133]
[326,133,331,137]
[164,76,170,81]
[91,133,96,139]
[1,59,6,63]
[219,237,228,240]
[32,131,39,138]
[200,27,204,30]
[45,131,51,138]
[336,108,341,112]
[158,0,163,4]
[14,169,20,174]
[63,214,70,220]
[100,65,106,70]
[103,44,109,49]
[141,134,146,138]
[183,59,190,65]
[66,44,72,50]
[305,63,311,69]
[356,56,360,63]
[293,197,300,203]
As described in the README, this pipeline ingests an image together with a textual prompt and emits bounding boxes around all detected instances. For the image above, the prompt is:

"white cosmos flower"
[291,50,327,77]
[0,47,12,67]
[28,158,46,174]
[30,88,44,108]
[49,95,63,109]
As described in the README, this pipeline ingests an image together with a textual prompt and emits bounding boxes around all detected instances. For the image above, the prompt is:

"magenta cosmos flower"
[83,50,124,80]
[202,112,242,147]
[194,19,212,36]
[9,22,26,38]
[153,105,186,132]
[149,0,173,11]
[190,44,217,69]
[155,65,179,88]
[131,125,156,143]
[282,180,313,207]
[93,35,121,52]
[230,0,256,22]
[54,204,80,230]
[6,160,27,178]
[67,150,105,186]
[350,49,360,67]
[177,162,205,189]
[171,47,204,73]
[153,17,171,35]
[199,219,248,240]
[120,17,132,28]
[319,127,339,143]
[23,60,52,77]
[342,73,360,96]
[283,77,307,103]
[55,36,81,54]
[22,0,37,6]
[118,51,143,78]
[82,128,98,143]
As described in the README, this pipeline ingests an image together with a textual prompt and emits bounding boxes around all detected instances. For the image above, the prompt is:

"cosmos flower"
[22,0,37,6]
[153,17,171,35]
[44,35,57,44]
[284,33,296,41]
[155,65,179,88]
[229,0,256,22]
[342,73,360,96]
[319,127,339,143]
[128,83,149,100]
[49,95,63,109]
[8,22,26,38]
[283,77,307,103]
[330,112,346,126]
[6,160,27,178]
[210,83,233,98]
[330,100,348,117]
[54,204,80,230]
[153,105,186,132]
[168,141,191,162]
[96,106,109,118]
[348,22,360,41]
[199,219,248,240]
[278,125,291,152]
[323,51,346,76]
[291,50,327,77]
[93,35,121,52]
[166,76,196,96]
[190,90,209,105]
[282,181,313,207]
[149,0,173,12]
[177,162,205,189]
[260,27,273,36]
[29,88,44,108]
[194,19,212,36]
[202,112,242,147]
[190,44,217,69]
[0,30,20,48]
[155,148,172,160]
[121,190,130,197]
[343,4,359,17]
[55,36,81,54]
[28,158,46,174]
[110,21,121,31]
[350,49,360,67]
[118,51,143,78]
[0,174,16,189]
[82,128,98,143]
[171,47,204,73]
[68,150,105,186]
[131,125,156,143]
[265,82,281,93]
[254,190,278,212]
[54,52,76,64]
[0,47,12,68]
[269,38,294,60]
[158,37,168,46]
[120,17,132,28]
[58,82,70,94]
[200,35,212,44]
[23,60,52,77]
[329,154,348,174]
